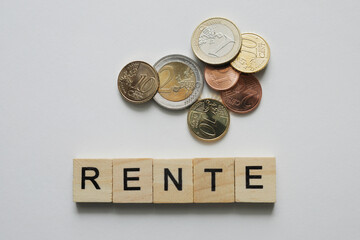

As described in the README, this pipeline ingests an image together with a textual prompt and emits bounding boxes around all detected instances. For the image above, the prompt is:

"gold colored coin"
[231,33,270,73]
[158,62,196,102]
[118,61,159,104]
[187,98,230,141]
[191,17,242,65]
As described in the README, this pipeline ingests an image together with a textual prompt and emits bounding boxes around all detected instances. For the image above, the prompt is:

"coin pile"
[118,17,270,142]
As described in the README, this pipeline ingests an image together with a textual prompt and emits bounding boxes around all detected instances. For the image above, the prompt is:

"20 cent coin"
[188,98,230,141]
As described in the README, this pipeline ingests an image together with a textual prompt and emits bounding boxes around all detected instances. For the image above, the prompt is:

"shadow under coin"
[118,92,154,113]
[190,52,206,71]
[254,62,270,81]
[228,105,262,119]
[187,130,229,146]
[152,100,188,117]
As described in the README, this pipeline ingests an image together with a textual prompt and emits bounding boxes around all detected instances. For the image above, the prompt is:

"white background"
[1,0,359,239]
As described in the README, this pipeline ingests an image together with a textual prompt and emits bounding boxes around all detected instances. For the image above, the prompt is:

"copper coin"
[204,65,240,91]
[221,73,262,113]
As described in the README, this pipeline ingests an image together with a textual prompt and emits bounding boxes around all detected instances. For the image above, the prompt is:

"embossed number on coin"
[153,55,204,110]
[158,62,196,102]
[191,17,241,65]
[221,74,262,113]
[187,99,230,141]
[231,33,270,73]
[118,61,159,104]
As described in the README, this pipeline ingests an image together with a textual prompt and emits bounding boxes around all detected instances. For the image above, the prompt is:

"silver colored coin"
[191,17,241,65]
[153,54,204,110]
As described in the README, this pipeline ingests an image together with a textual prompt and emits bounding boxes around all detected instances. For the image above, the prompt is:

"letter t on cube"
[193,158,234,203]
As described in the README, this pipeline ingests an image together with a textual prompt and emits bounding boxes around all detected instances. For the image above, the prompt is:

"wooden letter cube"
[73,159,113,202]
[193,158,234,203]
[113,158,153,203]
[235,157,276,203]
[153,159,193,203]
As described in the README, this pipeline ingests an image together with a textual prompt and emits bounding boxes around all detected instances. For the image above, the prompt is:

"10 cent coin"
[118,61,159,104]
[231,33,270,73]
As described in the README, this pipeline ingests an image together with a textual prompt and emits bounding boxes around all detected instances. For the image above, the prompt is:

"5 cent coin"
[221,73,262,113]
[188,98,230,141]
[118,61,159,104]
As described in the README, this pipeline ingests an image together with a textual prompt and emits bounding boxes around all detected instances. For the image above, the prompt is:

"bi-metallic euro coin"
[118,61,159,104]
[191,17,241,65]
[153,54,204,110]
[187,98,230,141]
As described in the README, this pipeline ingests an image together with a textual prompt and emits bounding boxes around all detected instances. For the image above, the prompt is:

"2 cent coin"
[221,73,262,113]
